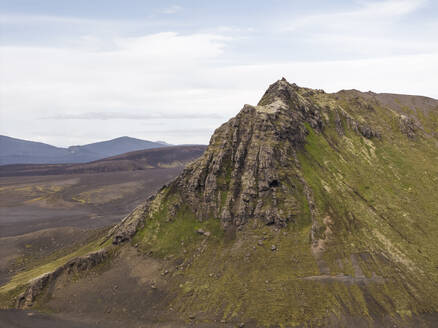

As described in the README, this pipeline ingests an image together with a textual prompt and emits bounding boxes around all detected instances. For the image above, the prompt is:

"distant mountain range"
[0,145,207,177]
[0,135,172,165]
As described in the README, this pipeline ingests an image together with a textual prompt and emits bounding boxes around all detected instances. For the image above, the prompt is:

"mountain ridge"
[0,135,172,165]
[0,145,207,177]
[2,79,438,327]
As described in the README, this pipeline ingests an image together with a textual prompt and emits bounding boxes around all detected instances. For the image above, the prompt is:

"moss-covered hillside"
[2,79,438,327]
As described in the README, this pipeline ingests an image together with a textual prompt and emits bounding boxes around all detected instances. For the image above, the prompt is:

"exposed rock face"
[109,78,384,242]
[346,117,381,139]
[109,185,173,245]
[16,249,109,309]
[176,80,327,228]
[109,201,150,245]
[399,115,417,138]
[333,106,381,139]
[165,79,383,230]
[175,80,314,228]
[4,78,438,328]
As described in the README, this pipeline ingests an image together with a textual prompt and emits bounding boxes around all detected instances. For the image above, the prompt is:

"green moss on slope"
[2,81,438,327]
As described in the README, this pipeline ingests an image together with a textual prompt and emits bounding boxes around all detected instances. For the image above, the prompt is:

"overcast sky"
[1,0,437,146]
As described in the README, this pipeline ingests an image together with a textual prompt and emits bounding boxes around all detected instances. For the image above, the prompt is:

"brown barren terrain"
[0,146,205,309]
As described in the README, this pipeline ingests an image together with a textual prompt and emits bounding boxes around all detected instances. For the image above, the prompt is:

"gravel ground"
[0,310,100,328]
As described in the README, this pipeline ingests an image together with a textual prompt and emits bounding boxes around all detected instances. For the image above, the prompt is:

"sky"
[0,0,437,146]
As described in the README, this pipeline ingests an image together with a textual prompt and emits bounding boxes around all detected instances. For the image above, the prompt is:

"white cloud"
[43,112,224,120]
[113,32,230,58]
[285,0,427,32]
[0,32,237,146]
[1,5,437,146]
[357,0,426,16]
[159,5,182,15]
[0,14,98,25]
[217,54,438,97]
[281,0,433,57]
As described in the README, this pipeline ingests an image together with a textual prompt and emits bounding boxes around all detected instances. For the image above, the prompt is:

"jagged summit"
[104,78,438,326]
[3,79,438,328]
[258,78,300,107]
[110,79,385,244]
[110,79,328,243]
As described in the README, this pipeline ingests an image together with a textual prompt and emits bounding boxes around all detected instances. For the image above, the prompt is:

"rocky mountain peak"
[110,80,327,244]
[109,79,390,245]
[256,77,299,109]
[6,79,438,328]
[170,79,326,229]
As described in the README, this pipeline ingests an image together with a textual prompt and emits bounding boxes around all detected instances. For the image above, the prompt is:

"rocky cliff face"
[3,79,438,328]
[175,79,318,228]
[16,250,109,309]
[103,79,438,327]
[110,78,382,245]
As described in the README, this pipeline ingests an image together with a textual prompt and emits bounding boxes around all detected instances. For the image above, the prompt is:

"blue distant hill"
[0,135,171,165]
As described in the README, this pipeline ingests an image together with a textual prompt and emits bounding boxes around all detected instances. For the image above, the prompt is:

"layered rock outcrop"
[4,78,438,328]
[16,249,109,309]
[109,78,383,243]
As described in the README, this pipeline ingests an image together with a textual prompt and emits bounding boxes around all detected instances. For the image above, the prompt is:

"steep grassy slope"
[1,79,438,327]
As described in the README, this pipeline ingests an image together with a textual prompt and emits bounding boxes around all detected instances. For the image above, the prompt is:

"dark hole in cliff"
[269,180,280,188]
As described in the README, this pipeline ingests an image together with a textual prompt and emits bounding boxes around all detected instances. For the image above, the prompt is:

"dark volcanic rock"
[171,79,322,228]
[108,79,385,243]
[5,78,438,328]
[399,114,417,138]
[109,202,150,245]
[16,249,109,309]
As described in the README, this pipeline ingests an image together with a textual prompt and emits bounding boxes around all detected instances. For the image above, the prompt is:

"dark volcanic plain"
[2,81,438,328]
[0,145,205,292]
